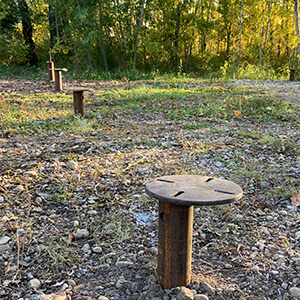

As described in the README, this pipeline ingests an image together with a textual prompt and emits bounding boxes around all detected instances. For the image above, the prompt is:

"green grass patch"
[1,76,299,135]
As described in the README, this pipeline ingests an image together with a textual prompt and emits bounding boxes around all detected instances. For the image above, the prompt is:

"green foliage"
[48,181,74,203]
[0,64,46,79]
[0,0,298,75]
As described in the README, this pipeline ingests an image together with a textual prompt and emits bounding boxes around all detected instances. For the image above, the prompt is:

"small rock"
[98,263,110,270]
[290,287,300,298]
[67,279,76,287]
[82,243,90,253]
[32,207,43,213]
[0,237,10,245]
[14,185,24,192]
[40,291,67,300]
[274,254,284,260]
[115,258,134,268]
[252,265,260,273]
[0,196,4,202]
[73,284,85,292]
[177,286,194,300]
[74,228,89,239]
[72,174,80,182]
[59,283,68,291]
[98,296,109,300]
[28,278,41,289]
[116,278,125,289]
[67,161,78,170]
[256,208,265,215]
[73,220,79,227]
[270,270,280,275]
[131,282,139,292]
[24,256,30,262]
[87,210,98,216]
[17,229,26,236]
[194,295,209,300]
[147,274,157,285]
[215,161,222,167]
[92,246,102,254]
[202,283,215,294]
[276,258,286,266]
[282,282,288,289]
[137,255,152,263]
[0,244,9,253]
[149,246,158,255]
[24,171,38,177]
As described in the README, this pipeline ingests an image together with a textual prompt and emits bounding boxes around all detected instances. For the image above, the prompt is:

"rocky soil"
[0,78,299,300]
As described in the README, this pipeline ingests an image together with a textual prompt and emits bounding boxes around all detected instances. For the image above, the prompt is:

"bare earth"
[0,78,299,300]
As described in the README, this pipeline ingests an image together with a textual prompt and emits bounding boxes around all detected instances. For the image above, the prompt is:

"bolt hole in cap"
[145,175,243,206]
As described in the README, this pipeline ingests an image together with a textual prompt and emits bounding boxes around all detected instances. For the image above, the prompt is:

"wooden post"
[54,68,67,91]
[158,201,193,289]
[73,90,85,117]
[290,69,295,81]
[47,61,54,81]
[54,70,62,91]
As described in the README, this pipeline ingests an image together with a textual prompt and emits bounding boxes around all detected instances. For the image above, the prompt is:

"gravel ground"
[0,79,299,300]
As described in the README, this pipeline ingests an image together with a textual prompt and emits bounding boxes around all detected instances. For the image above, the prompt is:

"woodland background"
[1,0,300,77]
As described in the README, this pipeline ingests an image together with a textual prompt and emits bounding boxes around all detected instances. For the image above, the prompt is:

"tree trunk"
[0,23,9,64]
[133,0,147,70]
[237,0,243,69]
[174,4,181,72]
[262,0,273,63]
[185,45,192,73]
[17,0,38,66]
[99,0,108,71]
[49,5,56,47]
[259,0,266,66]
[226,25,231,61]
[116,0,126,69]
[295,0,300,55]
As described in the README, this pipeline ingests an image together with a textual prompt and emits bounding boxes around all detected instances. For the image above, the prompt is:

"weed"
[94,211,134,248]
[183,124,201,130]
[48,182,73,203]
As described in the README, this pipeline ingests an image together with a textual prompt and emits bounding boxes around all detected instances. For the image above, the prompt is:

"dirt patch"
[0,79,299,300]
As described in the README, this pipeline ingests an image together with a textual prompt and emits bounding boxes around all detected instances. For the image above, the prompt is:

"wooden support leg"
[158,201,193,289]
[54,70,62,91]
[47,61,54,81]
[73,91,85,117]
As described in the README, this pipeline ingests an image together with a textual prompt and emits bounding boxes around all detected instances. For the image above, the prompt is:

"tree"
[295,0,300,55]
[133,0,147,69]
[17,0,38,65]
[99,0,108,71]
[237,0,243,69]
